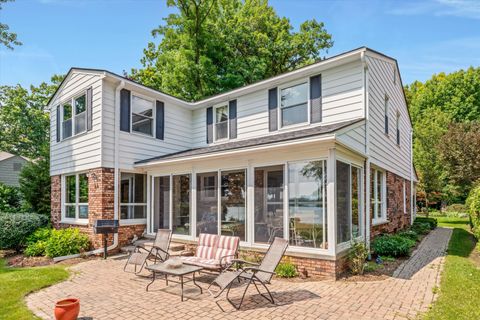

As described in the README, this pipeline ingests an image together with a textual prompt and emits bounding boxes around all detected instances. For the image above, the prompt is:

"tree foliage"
[19,155,51,215]
[0,0,21,50]
[131,0,333,101]
[0,75,63,159]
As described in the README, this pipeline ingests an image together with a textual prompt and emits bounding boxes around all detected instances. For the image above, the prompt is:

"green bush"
[275,260,298,278]
[0,182,22,213]
[372,234,416,257]
[445,203,466,213]
[398,229,419,241]
[24,228,52,257]
[44,228,90,258]
[411,222,431,235]
[0,212,48,250]
[347,241,369,275]
[466,185,480,239]
[414,217,437,229]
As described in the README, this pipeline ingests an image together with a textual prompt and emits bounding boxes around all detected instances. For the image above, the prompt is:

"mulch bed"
[1,250,100,268]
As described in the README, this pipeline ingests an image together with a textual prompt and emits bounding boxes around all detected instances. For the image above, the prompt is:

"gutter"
[361,51,372,251]
[54,80,125,262]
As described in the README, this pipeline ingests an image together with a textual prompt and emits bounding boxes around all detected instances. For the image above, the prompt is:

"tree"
[131,0,333,101]
[438,122,480,202]
[0,74,63,159]
[19,155,51,215]
[0,0,21,50]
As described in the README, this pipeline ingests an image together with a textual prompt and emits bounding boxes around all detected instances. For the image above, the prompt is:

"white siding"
[337,122,366,155]
[50,72,104,176]
[367,54,412,180]
[0,156,28,187]
[191,61,364,148]
[101,82,193,170]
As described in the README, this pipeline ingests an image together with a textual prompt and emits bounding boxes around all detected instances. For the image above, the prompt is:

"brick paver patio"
[26,227,452,320]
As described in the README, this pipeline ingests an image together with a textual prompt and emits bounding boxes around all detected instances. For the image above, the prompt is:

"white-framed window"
[371,168,387,223]
[396,112,401,145]
[384,94,389,135]
[63,173,89,222]
[120,172,147,220]
[215,105,229,140]
[280,82,308,127]
[61,92,87,140]
[131,95,154,136]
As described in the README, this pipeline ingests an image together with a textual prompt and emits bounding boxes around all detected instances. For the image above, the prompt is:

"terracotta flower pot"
[54,298,80,320]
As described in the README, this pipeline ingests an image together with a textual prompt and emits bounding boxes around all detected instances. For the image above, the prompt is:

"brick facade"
[371,170,412,238]
[50,167,146,252]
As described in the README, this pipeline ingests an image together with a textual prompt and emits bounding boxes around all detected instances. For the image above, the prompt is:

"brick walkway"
[26,228,452,320]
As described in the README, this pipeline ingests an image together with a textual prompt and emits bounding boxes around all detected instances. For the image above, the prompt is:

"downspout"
[54,80,125,262]
[410,128,414,224]
[361,51,372,252]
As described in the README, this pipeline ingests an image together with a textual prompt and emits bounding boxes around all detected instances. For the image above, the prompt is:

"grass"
[423,215,480,320]
[0,259,69,320]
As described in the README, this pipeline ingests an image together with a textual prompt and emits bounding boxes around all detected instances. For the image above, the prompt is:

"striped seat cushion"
[195,233,219,260]
[179,256,220,270]
[214,235,240,264]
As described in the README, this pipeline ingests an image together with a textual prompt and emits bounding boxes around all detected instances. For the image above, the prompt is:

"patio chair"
[208,237,288,310]
[123,229,172,275]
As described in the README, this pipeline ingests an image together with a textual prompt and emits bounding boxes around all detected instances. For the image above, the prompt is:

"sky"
[1,0,479,88]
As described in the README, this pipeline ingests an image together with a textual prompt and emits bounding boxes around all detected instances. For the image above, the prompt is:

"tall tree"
[0,0,21,50]
[131,0,333,101]
[0,75,63,159]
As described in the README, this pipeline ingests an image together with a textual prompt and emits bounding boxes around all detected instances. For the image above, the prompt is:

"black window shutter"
[56,105,61,142]
[229,99,237,139]
[156,100,165,140]
[120,89,131,132]
[310,75,322,123]
[268,88,278,131]
[206,107,213,144]
[86,87,93,131]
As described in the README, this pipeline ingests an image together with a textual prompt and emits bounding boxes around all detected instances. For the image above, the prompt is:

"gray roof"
[135,119,363,165]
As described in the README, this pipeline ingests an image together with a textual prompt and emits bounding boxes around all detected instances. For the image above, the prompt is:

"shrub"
[466,185,480,239]
[44,228,90,258]
[410,222,431,235]
[347,241,369,275]
[445,203,466,213]
[414,217,437,229]
[275,260,298,278]
[0,212,48,250]
[398,229,419,241]
[0,182,22,213]
[372,234,416,257]
[24,228,52,257]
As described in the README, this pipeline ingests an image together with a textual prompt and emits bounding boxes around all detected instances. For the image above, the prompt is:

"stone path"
[26,228,452,320]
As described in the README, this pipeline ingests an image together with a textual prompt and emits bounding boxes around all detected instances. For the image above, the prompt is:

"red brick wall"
[50,168,146,251]
[371,171,411,238]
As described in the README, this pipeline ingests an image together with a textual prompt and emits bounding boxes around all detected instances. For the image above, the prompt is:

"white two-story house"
[48,47,416,278]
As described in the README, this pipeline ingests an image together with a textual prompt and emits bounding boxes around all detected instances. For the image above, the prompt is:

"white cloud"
[388,0,480,19]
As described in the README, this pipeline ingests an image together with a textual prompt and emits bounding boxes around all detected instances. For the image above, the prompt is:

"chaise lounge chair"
[208,237,288,310]
[124,229,172,274]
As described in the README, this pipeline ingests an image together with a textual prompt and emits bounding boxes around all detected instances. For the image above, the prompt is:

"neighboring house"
[48,47,417,278]
[0,152,29,187]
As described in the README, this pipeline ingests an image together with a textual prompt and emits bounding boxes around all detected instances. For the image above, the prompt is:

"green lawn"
[423,215,480,320]
[0,259,69,320]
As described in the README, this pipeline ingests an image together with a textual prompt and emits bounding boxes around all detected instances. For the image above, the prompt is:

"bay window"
[63,173,88,221]
[371,168,386,223]
[172,174,191,235]
[280,82,308,127]
[132,95,154,136]
[220,170,246,240]
[120,173,147,220]
[288,160,327,249]
[254,166,284,244]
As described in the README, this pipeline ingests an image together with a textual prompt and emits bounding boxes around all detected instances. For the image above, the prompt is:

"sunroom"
[132,138,365,258]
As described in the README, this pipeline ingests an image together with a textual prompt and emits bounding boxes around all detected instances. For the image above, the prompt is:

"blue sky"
[1,0,479,88]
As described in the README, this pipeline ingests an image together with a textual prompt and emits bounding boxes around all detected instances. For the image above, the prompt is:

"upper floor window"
[74,94,87,134]
[384,95,389,135]
[62,102,73,139]
[132,95,154,136]
[280,82,308,127]
[396,112,400,145]
[215,105,228,140]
